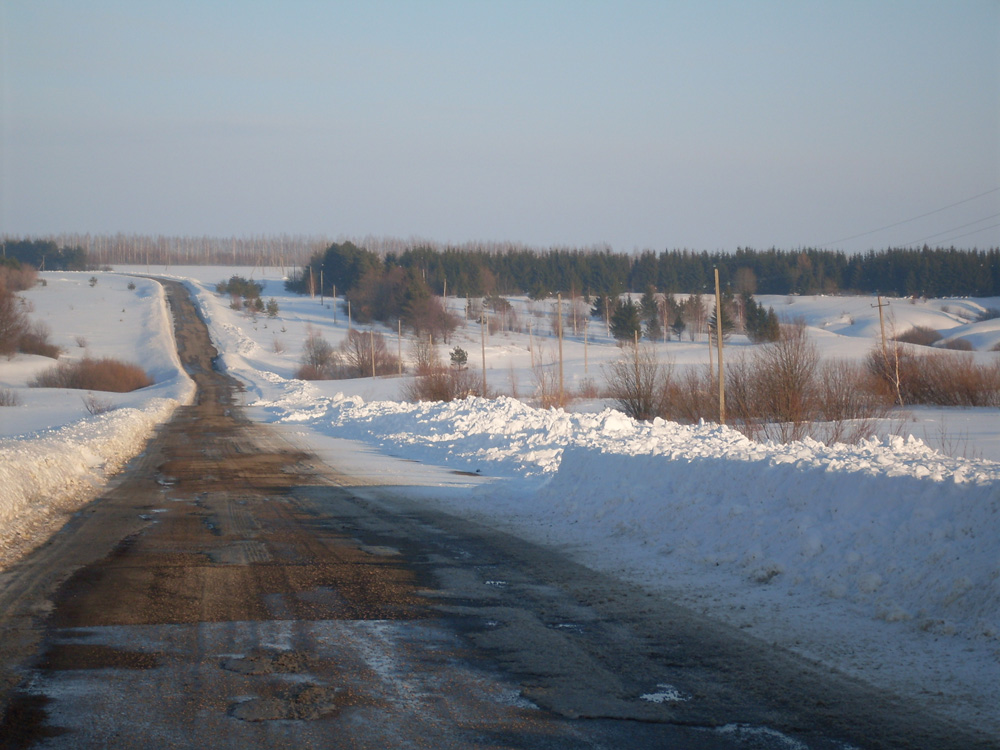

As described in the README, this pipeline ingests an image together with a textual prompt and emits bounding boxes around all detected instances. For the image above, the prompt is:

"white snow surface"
[2,265,999,732]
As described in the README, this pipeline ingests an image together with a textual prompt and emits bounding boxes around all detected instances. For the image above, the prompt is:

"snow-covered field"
[2,265,999,733]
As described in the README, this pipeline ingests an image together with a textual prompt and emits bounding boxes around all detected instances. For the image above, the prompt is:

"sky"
[1,1,998,254]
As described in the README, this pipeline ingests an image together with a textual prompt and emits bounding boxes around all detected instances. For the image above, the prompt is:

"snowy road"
[0,281,994,749]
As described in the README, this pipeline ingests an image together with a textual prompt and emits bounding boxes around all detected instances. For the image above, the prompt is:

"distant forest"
[3,235,998,298]
[290,243,1000,299]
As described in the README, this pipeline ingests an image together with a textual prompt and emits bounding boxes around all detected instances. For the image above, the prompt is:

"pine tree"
[639,286,662,341]
[610,298,642,342]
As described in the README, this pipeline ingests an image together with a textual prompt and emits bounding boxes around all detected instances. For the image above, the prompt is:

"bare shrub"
[665,366,716,424]
[402,364,484,402]
[401,343,485,401]
[82,392,115,415]
[603,344,673,421]
[677,324,892,445]
[0,284,29,357]
[866,345,1000,406]
[531,347,566,409]
[18,321,60,358]
[272,338,286,354]
[30,357,153,392]
[577,377,600,399]
[340,329,400,377]
[295,327,341,380]
[0,263,38,292]
[0,388,21,406]
[976,307,1000,322]
[750,322,819,442]
[75,335,88,348]
[815,360,892,444]
[409,336,438,376]
[942,338,973,351]
[895,325,941,347]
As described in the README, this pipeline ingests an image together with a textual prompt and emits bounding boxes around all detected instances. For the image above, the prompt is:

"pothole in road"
[228,683,369,721]
[220,648,312,675]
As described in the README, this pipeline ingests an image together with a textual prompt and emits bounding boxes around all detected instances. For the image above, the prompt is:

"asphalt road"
[0,280,994,749]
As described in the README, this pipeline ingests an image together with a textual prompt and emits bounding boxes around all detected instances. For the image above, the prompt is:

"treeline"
[290,242,1000,299]
[5,235,998,297]
[1,240,89,271]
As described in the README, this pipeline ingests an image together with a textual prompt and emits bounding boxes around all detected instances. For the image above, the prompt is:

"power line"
[818,186,1000,248]
[901,211,1000,247]
[904,221,1000,248]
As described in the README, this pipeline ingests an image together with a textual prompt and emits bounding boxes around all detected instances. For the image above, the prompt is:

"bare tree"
[603,343,674,421]
[0,283,29,358]
[340,329,400,377]
[296,326,341,379]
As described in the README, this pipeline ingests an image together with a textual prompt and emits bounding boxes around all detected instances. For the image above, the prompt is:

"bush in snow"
[894,325,941,347]
[603,343,673,421]
[30,356,153,392]
[17,320,60,359]
[867,345,1000,407]
[295,327,343,380]
[339,328,400,378]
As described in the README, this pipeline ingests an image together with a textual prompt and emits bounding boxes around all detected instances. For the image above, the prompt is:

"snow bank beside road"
[0,399,181,544]
[256,390,1000,646]
[0,273,194,566]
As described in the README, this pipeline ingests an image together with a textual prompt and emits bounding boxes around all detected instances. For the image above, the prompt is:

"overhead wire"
[903,222,1000,248]
[900,211,1000,247]
[817,186,1000,248]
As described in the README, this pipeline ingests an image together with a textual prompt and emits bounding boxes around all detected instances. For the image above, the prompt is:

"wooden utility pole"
[557,293,565,407]
[333,285,337,323]
[320,270,324,305]
[714,267,726,425]
[481,313,487,395]
[370,329,376,378]
[873,296,889,359]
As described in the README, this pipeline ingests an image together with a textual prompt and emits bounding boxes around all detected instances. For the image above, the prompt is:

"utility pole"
[398,320,402,376]
[370,329,376,378]
[557,293,564,406]
[714,267,726,425]
[872,296,889,360]
[481,312,487,395]
[320,270,324,306]
[333,285,337,324]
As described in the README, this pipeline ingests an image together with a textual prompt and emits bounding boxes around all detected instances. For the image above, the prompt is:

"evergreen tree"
[639,285,662,341]
[708,291,736,342]
[744,294,780,343]
[610,298,642,342]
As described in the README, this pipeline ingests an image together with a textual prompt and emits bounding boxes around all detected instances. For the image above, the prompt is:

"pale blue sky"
[2,1,998,252]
